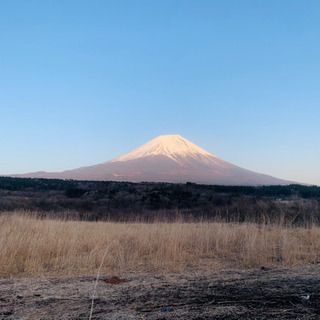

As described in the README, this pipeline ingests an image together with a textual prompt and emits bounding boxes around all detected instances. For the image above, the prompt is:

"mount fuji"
[14,135,291,185]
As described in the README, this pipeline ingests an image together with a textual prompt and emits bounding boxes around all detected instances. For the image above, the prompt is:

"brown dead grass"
[0,212,319,278]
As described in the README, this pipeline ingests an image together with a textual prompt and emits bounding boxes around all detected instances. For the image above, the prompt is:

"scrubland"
[1,212,319,278]
[2,180,320,318]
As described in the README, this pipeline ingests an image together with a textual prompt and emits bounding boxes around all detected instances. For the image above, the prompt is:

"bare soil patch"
[1,267,320,319]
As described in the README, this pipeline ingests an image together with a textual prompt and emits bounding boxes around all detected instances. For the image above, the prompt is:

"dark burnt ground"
[0,267,319,319]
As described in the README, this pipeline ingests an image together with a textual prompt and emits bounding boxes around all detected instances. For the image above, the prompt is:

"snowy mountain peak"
[13,134,292,185]
[110,135,216,163]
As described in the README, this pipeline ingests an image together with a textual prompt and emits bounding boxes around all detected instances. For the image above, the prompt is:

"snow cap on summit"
[110,134,215,163]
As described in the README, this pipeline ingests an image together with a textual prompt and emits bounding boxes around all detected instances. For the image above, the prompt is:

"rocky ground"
[1,267,320,319]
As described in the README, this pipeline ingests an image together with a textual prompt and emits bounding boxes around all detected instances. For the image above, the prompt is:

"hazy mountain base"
[1,267,319,320]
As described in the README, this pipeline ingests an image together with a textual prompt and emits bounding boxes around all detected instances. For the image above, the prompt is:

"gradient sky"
[1,0,320,185]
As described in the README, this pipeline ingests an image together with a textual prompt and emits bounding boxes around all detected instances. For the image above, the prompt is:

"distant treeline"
[0,177,319,225]
[0,176,319,197]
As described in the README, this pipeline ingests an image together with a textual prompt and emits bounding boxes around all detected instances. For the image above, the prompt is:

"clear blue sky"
[1,0,320,185]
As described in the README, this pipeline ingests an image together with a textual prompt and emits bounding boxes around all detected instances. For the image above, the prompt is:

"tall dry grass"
[1,212,319,278]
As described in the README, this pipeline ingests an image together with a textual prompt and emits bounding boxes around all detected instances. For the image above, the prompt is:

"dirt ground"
[1,266,320,320]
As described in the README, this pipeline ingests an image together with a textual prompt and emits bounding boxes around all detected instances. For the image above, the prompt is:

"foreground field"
[1,267,319,319]
[1,213,320,319]
[1,213,320,278]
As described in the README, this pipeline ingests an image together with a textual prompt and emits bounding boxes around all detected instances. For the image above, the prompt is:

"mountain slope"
[13,135,292,185]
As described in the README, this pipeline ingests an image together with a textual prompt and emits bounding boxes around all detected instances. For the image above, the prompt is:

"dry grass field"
[1,212,319,278]
[1,211,320,319]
